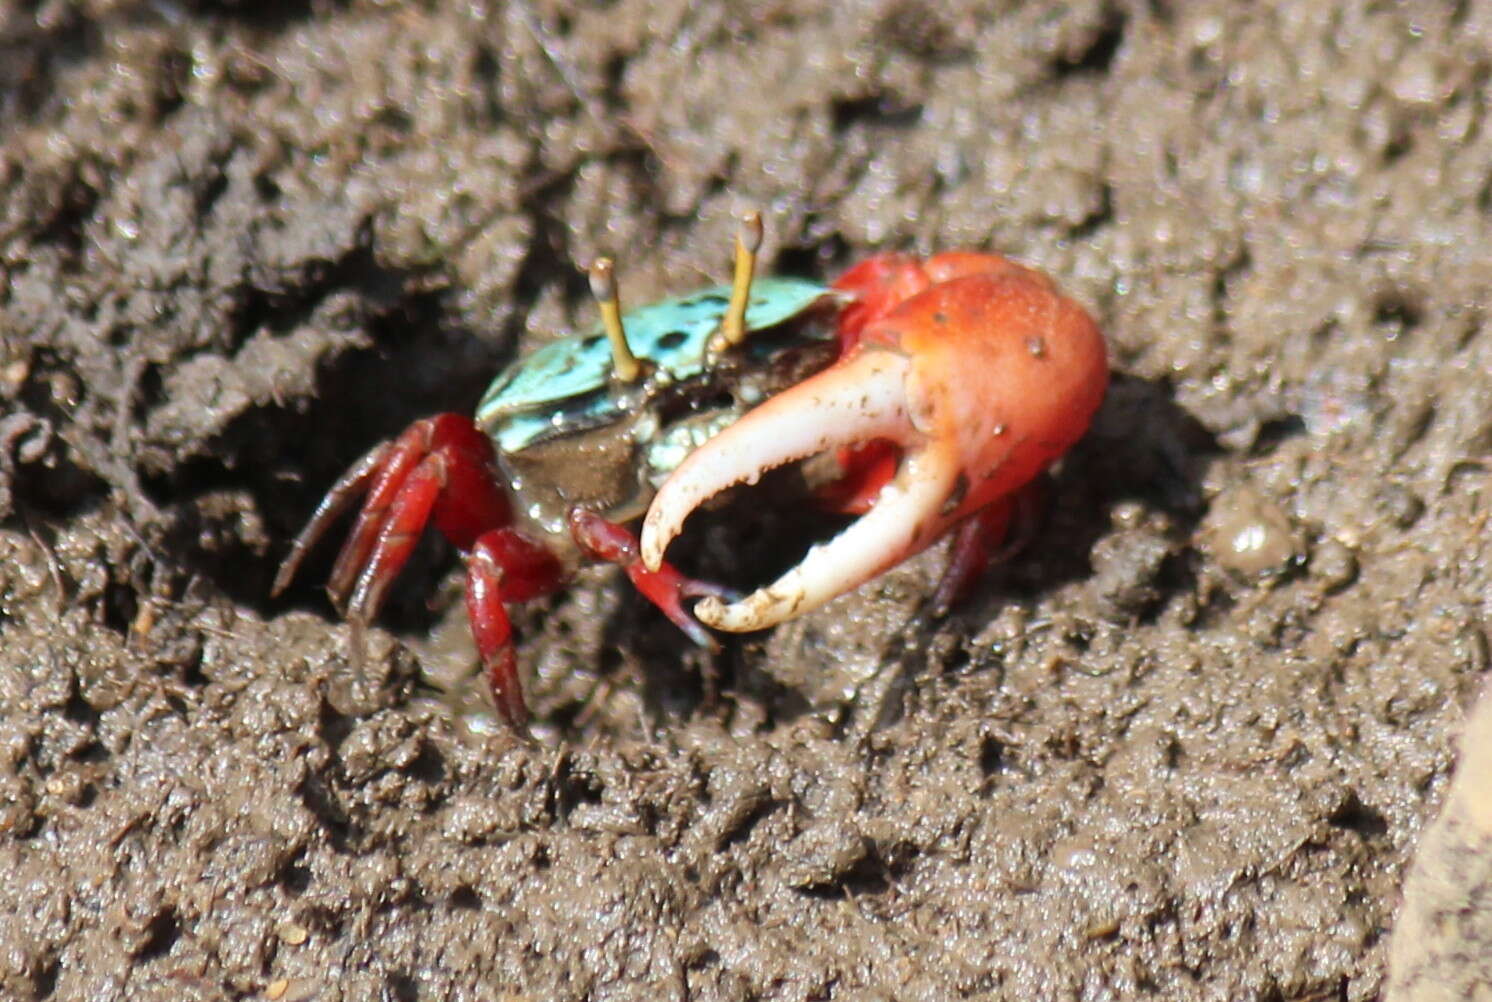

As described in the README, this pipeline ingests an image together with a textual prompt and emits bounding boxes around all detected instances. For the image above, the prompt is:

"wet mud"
[2,1,1490,999]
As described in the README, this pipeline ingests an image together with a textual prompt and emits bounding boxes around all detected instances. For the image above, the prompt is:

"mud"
[2,1,1489,999]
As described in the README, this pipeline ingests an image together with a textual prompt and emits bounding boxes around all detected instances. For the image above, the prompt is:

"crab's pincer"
[640,252,1108,632]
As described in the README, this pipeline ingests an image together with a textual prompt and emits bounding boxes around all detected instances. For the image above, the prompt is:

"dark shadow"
[1071,371,1217,520]
[1050,3,1128,80]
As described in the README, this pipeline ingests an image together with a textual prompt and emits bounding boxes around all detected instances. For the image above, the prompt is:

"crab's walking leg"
[929,488,1038,616]
[274,412,522,663]
[325,425,437,609]
[466,529,565,728]
[272,440,392,600]
[271,415,508,612]
[568,508,736,651]
[336,442,563,723]
[343,454,444,648]
[331,415,511,622]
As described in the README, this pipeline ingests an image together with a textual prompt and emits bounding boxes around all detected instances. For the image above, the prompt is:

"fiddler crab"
[274,213,1108,728]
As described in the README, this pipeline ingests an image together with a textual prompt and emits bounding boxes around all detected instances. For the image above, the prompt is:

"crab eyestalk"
[589,257,642,383]
[718,210,764,348]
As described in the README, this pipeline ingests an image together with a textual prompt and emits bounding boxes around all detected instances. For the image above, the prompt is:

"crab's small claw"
[639,264,1107,632]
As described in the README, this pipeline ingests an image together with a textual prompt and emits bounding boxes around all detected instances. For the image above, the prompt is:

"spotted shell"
[477,277,834,454]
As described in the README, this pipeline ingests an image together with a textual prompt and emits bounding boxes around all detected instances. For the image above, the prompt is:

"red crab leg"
[928,483,1045,616]
[272,440,392,599]
[274,411,519,636]
[341,426,520,642]
[344,453,445,634]
[466,528,565,728]
[327,416,509,608]
[567,508,736,651]
[276,412,578,728]
[324,427,432,609]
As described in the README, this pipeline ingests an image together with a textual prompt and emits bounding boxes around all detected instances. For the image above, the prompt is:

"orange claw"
[639,252,1108,631]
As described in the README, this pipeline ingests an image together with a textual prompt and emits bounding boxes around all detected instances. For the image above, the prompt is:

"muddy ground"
[2,1,1490,999]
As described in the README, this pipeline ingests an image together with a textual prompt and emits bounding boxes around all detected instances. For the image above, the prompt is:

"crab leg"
[272,414,509,613]
[272,440,392,600]
[273,413,558,723]
[928,485,1042,616]
[466,528,565,728]
[342,433,515,656]
[325,427,434,609]
[640,265,1108,632]
[344,454,444,633]
[569,508,738,651]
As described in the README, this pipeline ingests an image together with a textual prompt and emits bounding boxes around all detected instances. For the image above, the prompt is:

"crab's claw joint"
[639,263,1108,632]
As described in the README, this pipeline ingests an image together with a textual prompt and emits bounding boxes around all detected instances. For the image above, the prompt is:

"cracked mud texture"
[1,1,1489,1000]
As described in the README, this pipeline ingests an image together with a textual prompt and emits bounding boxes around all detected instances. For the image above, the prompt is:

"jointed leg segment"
[276,414,732,729]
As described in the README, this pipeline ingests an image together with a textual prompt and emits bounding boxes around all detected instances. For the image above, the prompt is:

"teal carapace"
[477,276,834,454]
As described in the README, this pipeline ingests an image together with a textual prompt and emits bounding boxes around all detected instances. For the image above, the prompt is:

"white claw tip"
[639,516,666,572]
[694,596,728,626]
[694,586,805,632]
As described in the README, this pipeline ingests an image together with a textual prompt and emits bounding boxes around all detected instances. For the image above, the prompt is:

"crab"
[274,215,1108,728]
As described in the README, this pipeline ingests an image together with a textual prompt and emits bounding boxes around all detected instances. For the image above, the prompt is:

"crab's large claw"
[639,263,1108,631]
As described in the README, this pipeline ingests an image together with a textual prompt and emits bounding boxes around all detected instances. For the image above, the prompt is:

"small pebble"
[1203,488,1303,581]
[1090,526,1173,622]
[1310,539,1359,593]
